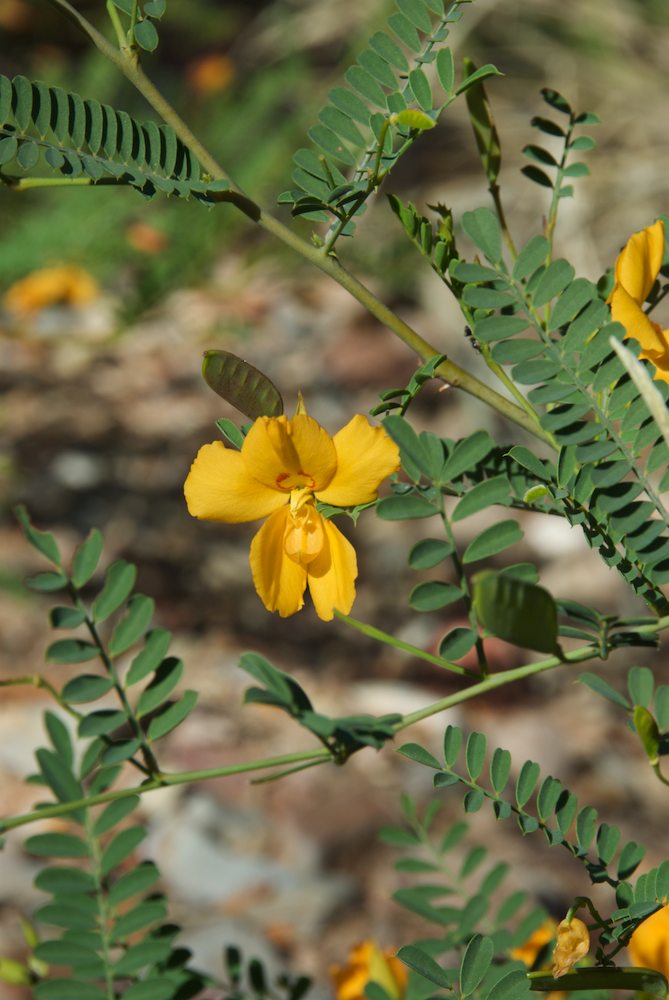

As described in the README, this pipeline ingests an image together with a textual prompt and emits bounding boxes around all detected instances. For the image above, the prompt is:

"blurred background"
[2,0,669,996]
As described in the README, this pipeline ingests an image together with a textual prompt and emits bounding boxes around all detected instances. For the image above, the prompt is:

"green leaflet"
[0,73,237,204]
[472,571,559,654]
[201,350,284,419]
[281,0,497,239]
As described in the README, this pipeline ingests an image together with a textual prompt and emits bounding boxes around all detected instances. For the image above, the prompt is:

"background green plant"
[3,1,669,998]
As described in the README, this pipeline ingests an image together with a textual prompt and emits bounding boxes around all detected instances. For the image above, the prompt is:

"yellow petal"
[242,414,337,493]
[511,919,557,968]
[316,416,400,507]
[284,496,325,566]
[307,517,357,621]
[629,904,669,978]
[613,220,664,304]
[249,507,307,616]
[552,918,590,978]
[185,441,286,523]
[651,354,669,384]
[610,285,669,355]
[330,942,406,1000]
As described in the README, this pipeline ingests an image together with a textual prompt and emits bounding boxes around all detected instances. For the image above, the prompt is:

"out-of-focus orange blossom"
[0,0,30,29]
[125,222,170,254]
[186,54,235,96]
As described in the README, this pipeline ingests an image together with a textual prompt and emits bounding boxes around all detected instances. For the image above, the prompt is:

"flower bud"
[552,917,590,978]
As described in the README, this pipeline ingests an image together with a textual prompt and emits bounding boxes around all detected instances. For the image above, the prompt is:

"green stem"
[0,749,331,833]
[395,642,608,730]
[490,181,517,258]
[72,588,161,777]
[652,761,669,787]
[6,616,669,833]
[437,498,488,676]
[0,674,83,721]
[546,118,576,245]
[3,176,98,190]
[105,0,127,50]
[251,757,328,784]
[83,811,115,1000]
[335,611,478,678]
[479,342,545,436]
[0,671,154,779]
[44,0,556,448]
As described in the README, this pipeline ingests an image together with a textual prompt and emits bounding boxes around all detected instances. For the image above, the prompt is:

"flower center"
[275,469,316,492]
[283,488,324,566]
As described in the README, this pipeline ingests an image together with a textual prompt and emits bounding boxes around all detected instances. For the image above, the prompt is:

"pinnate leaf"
[72,528,103,588]
[92,560,136,623]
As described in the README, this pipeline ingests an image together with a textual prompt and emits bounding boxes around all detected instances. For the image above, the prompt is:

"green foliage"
[444,209,669,612]
[381,797,544,999]
[472,572,560,655]
[201,350,284,420]
[239,653,401,764]
[221,945,311,1000]
[14,507,197,794]
[521,89,599,199]
[23,724,208,997]
[0,73,232,203]
[396,724,669,969]
[278,0,500,240]
[7,4,669,1000]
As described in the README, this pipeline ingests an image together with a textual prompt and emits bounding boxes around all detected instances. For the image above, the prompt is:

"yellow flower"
[608,220,669,382]
[628,903,669,978]
[184,405,399,621]
[552,917,590,978]
[4,264,99,315]
[511,919,556,968]
[330,941,407,1000]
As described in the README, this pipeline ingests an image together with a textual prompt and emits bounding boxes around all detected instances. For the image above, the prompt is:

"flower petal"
[307,518,357,621]
[629,904,669,977]
[316,416,400,507]
[613,220,664,304]
[242,414,337,492]
[249,506,308,616]
[185,441,286,523]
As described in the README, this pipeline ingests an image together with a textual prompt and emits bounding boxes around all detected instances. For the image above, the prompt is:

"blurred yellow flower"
[608,219,669,382]
[4,264,99,315]
[511,919,556,968]
[629,903,669,978]
[186,54,235,96]
[330,941,407,1000]
[184,404,399,621]
[552,917,590,978]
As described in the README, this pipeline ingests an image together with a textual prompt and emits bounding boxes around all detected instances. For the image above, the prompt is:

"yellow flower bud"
[552,917,590,978]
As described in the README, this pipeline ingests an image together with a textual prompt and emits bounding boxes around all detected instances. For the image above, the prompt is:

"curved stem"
[6,614,669,833]
[0,748,332,833]
[45,0,556,448]
[335,611,478,678]
[395,641,615,730]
